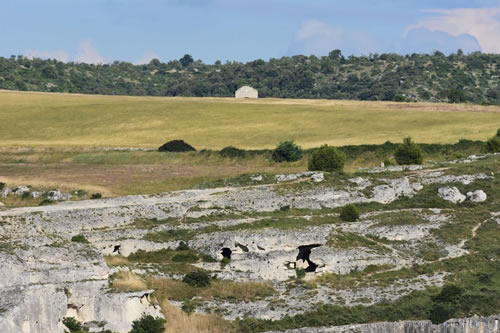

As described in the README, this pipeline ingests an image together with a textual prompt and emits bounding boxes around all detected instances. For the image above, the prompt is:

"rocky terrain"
[0,154,498,332]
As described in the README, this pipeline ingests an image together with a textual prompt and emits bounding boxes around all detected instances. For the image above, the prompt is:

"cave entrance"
[296,244,321,272]
[221,248,232,260]
[113,245,121,254]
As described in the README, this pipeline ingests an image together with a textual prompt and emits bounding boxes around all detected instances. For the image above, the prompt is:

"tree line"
[0,50,499,104]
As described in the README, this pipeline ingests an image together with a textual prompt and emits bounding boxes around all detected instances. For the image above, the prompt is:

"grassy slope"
[1,90,499,149]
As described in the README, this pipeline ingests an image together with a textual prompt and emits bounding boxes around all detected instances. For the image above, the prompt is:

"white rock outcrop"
[466,190,487,202]
[438,186,466,204]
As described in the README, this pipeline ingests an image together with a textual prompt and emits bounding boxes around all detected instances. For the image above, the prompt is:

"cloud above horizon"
[74,40,105,64]
[289,20,343,56]
[406,8,500,53]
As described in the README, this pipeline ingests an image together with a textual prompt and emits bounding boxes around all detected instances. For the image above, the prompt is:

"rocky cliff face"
[0,157,497,332]
[266,315,500,333]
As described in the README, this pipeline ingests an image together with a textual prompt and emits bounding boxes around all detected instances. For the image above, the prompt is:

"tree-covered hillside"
[1,50,499,104]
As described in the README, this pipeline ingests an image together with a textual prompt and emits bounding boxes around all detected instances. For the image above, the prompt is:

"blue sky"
[1,0,499,64]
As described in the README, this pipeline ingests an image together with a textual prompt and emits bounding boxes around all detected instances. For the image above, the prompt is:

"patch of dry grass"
[147,277,275,302]
[110,271,147,291]
[104,255,130,267]
[159,299,233,333]
[1,90,498,149]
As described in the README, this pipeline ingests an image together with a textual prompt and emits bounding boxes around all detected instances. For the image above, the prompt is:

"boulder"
[466,190,487,202]
[311,173,324,183]
[0,186,11,198]
[438,187,466,204]
[14,186,30,197]
[31,191,43,199]
[47,190,72,201]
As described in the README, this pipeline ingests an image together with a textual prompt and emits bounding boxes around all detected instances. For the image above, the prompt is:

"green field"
[1,90,498,149]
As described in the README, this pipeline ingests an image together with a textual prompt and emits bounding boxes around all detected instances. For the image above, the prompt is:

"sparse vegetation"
[70,234,89,243]
[220,146,246,158]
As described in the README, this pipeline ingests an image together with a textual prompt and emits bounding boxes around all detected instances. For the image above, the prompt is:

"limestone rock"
[47,190,72,201]
[438,187,466,204]
[251,175,263,182]
[14,185,30,197]
[466,190,487,202]
[311,173,324,183]
[1,186,11,198]
[31,191,43,199]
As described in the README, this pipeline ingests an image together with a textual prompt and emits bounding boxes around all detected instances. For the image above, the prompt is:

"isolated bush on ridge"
[394,137,423,165]
[308,145,345,172]
[272,140,303,162]
[158,139,196,152]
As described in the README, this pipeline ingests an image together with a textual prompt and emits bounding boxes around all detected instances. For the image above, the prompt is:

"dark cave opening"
[296,244,321,272]
[221,247,232,259]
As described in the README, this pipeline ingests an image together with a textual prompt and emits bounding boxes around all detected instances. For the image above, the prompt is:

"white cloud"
[290,20,343,56]
[74,40,105,64]
[135,52,160,65]
[25,49,70,62]
[406,8,500,53]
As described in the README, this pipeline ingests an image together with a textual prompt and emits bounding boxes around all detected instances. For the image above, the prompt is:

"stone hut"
[235,86,258,99]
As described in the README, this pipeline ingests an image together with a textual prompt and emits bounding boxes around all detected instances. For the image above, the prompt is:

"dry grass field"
[1,90,498,201]
[1,90,498,149]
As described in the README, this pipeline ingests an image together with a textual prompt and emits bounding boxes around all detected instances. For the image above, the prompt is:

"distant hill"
[0,50,499,104]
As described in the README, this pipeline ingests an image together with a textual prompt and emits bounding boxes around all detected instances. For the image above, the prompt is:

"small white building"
[235,86,258,99]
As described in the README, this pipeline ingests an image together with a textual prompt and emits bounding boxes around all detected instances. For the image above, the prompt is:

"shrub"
[295,269,306,279]
[90,193,102,199]
[497,128,500,137]
[0,182,5,190]
[62,317,87,332]
[71,234,89,243]
[176,241,190,251]
[130,313,166,333]
[308,145,345,172]
[172,252,198,263]
[340,204,360,222]
[394,137,423,165]
[383,158,395,166]
[182,299,197,315]
[220,146,246,158]
[272,140,303,162]
[182,271,211,287]
[158,139,196,152]
[485,136,500,153]
[429,285,464,324]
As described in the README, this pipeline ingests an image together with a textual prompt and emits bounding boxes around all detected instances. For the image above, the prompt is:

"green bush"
[62,317,87,332]
[308,145,345,172]
[497,128,500,137]
[158,139,196,152]
[429,285,464,324]
[182,299,197,315]
[176,241,190,251]
[90,193,102,199]
[272,140,303,162]
[172,252,199,263]
[340,204,360,222]
[295,269,306,279]
[383,158,395,166]
[129,313,166,333]
[485,136,500,153]
[71,234,89,243]
[220,146,246,158]
[182,271,211,287]
[394,137,423,165]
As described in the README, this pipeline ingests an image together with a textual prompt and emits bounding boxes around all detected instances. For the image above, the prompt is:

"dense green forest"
[1,50,499,104]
